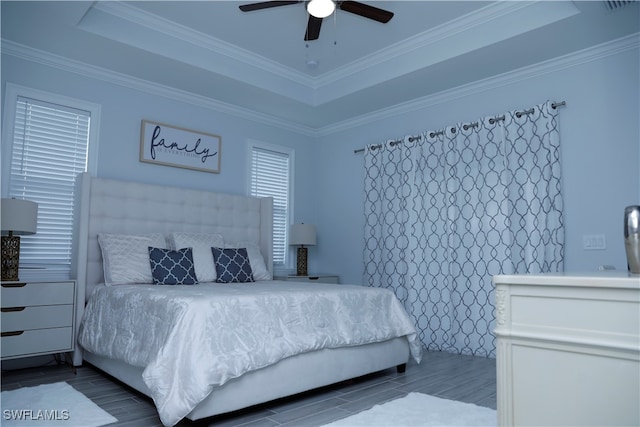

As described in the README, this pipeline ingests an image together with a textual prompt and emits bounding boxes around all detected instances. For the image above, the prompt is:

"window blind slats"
[249,146,290,265]
[11,144,88,159]
[8,97,90,273]
[17,129,90,144]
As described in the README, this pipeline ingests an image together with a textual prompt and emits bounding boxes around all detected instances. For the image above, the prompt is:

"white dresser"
[1,280,76,360]
[493,272,639,426]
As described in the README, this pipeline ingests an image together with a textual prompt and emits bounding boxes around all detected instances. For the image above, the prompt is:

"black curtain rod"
[354,101,566,154]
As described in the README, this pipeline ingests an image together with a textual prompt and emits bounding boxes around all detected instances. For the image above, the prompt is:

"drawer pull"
[1,331,24,337]
[309,277,319,280]
[1,307,25,312]
[1,283,26,288]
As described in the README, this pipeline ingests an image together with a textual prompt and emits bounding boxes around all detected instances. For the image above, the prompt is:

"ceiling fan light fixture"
[307,0,335,18]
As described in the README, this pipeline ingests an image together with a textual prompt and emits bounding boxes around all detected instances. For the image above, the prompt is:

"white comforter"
[78,281,422,426]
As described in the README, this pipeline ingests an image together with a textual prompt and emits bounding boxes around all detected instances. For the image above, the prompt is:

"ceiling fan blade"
[239,1,300,12]
[304,16,323,41]
[338,1,394,23]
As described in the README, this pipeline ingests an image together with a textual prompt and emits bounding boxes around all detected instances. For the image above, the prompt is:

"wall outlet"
[583,234,606,250]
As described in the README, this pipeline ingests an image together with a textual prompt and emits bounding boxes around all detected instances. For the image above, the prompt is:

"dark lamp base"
[296,246,308,276]
[1,235,20,282]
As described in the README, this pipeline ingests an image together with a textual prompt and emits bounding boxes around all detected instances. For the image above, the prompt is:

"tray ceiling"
[2,1,638,132]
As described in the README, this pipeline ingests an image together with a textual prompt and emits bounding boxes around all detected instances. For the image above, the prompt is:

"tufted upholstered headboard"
[71,172,273,365]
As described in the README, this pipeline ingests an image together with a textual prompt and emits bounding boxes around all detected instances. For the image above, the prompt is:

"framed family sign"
[140,120,221,173]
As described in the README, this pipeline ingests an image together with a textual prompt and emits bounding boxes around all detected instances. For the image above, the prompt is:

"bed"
[71,173,422,426]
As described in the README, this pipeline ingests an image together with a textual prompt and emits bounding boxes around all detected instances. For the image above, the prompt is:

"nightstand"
[1,280,76,360]
[278,274,340,284]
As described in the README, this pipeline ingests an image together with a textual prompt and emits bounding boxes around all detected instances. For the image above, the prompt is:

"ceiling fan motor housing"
[239,1,394,41]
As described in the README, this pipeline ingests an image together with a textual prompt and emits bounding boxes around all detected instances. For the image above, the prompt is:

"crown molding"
[80,1,578,107]
[0,39,317,137]
[306,0,580,104]
[315,0,541,87]
[2,33,637,137]
[78,2,316,105]
[317,32,640,136]
[88,1,315,88]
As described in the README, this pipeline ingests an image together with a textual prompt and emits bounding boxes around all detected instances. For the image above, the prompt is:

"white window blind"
[249,146,291,265]
[8,96,90,274]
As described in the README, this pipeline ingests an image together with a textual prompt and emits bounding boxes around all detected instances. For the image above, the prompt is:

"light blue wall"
[2,41,639,283]
[313,43,640,284]
[1,55,318,272]
[1,56,315,193]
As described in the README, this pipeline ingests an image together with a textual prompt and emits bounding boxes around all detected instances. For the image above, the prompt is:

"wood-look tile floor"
[1,350,496,426]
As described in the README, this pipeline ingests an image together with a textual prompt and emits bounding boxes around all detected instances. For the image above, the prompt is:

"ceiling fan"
[238,1,394,41]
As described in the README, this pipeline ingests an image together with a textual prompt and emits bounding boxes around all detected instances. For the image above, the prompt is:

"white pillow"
[169,232,224,282]
[98,233,167,286]
[225,241,272,281]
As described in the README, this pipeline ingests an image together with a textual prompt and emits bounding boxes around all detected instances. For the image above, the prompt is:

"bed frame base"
[83,337,409,422]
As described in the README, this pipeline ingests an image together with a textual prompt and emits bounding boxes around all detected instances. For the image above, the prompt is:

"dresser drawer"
[1,327,73,358]
[1,281,74,307]
[1,305,73,333]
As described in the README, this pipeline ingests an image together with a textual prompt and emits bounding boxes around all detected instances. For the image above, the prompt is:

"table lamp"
[289,223,316,276]
[1,198,38,282]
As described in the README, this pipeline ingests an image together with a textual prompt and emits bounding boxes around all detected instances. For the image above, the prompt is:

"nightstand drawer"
[1,305,73,333]
[1,281,74,307]
[1,327,73,358]
[283,275,340,284]
[306,275,339,284]
[0,279,77,361]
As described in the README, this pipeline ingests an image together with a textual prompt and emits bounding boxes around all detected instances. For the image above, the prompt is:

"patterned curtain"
[363,100,564,357]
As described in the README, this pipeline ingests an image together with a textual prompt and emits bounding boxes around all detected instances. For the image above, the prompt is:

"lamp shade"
[289,223,316,246]
[1,198,38,235]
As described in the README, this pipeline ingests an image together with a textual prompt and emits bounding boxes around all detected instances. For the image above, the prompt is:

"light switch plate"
[583,234,606,250]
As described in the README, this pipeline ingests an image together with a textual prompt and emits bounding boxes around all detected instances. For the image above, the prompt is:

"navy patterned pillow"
[148,247,198,285]
[211,247,254,283]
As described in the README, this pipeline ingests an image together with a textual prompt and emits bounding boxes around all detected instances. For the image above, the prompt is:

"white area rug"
[323,392,496,426]
[1,382,117,426]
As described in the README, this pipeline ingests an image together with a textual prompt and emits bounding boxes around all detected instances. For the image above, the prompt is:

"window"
[248,141,293,267]
[2,84,100,278]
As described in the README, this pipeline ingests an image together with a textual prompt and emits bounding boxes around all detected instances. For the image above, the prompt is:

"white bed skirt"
[83,336,409,421]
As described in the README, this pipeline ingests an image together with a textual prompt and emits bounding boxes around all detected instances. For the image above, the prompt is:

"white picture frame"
[140,120,221,173]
